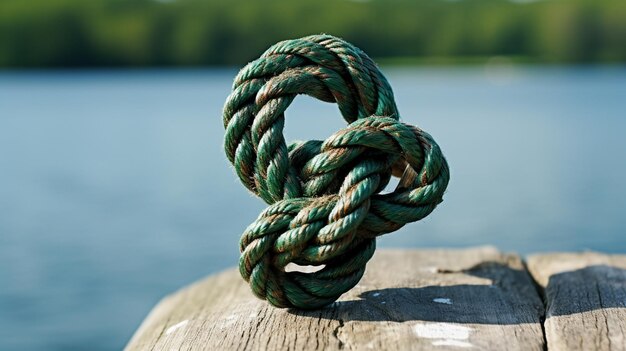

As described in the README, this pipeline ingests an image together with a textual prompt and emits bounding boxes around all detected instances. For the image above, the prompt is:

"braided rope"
[222,34,449,309]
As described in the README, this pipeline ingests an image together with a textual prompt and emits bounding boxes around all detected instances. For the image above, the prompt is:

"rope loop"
[223,34,449,309]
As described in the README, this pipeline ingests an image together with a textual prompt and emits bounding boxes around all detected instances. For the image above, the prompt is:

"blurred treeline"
[0,0,624,67]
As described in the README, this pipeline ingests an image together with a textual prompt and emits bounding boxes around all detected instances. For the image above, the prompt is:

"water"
[1,66,625,350]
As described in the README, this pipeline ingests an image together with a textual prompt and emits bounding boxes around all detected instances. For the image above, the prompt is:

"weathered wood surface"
[528,252,626,351]
[125,247,546,350]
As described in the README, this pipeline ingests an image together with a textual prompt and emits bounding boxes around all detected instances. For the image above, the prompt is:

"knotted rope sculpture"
[222,35,449,309]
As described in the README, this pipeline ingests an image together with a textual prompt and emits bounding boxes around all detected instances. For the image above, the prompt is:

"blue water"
[1,66,625,350]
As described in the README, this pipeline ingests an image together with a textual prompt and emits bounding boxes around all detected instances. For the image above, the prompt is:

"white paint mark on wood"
[432,339,473,348]
[433,298,453,305]
[421,266,439,273]
[413,322,471,340]
[165,320,188,335]
[415,322,473,348]
[219,313,239,329]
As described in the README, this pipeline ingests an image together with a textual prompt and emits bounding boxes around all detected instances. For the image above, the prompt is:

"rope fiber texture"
[222,34,450,309]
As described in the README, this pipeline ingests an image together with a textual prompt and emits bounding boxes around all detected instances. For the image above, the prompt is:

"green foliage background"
[0,0,624,67]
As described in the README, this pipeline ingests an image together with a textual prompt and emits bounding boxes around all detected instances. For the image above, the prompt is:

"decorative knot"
[222,34,449,309]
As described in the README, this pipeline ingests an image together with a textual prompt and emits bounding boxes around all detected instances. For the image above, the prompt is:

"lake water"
[1,66,625,350]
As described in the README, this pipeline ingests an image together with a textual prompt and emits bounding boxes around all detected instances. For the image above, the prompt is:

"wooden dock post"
[125,247,626,350]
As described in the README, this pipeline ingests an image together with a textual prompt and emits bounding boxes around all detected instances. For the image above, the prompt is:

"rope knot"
[222,35,449,309]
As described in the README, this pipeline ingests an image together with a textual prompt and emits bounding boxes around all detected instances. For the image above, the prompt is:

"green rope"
[222,34,449,309]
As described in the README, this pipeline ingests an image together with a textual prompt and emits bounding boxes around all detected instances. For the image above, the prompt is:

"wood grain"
[527,252,626,351]
[125,247,545,350]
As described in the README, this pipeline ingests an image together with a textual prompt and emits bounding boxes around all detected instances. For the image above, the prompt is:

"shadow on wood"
[290,261,543,325]
[543,265,626,316]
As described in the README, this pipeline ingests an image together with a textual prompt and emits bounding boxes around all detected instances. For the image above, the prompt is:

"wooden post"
[527,252,626,351]
[125,247,547,350]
